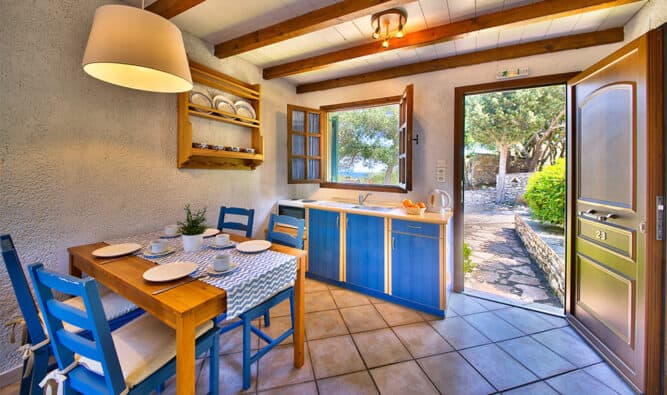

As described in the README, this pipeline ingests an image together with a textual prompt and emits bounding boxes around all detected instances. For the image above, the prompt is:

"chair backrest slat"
[267,214,305,249]
[29,263,126,395]
[218,206,255,238]
[0,234,48,346]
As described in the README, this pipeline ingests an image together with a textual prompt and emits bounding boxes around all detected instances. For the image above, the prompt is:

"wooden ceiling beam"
[214,0,415,59]
[146,0,206,19]
[296,28,623,93]
[264,0,640,79]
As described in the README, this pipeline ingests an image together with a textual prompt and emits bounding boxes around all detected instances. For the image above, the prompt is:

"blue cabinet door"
[346,214,384,292]
[391,232,440,308]
[308,209,340,281]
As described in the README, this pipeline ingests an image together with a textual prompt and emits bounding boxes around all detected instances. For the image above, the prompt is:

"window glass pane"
[291,110,305,132]
[292,134,305,156]
[328,104,400,186]
[308,159,320,180]
[308,112,320,133]
[308,136,320,156]
[292,159,305,180]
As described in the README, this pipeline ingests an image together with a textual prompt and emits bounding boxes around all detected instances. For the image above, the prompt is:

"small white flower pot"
[182,234,204,252]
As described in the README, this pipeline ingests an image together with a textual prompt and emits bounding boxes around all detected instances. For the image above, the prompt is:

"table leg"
[176,313,197,395]
[293,257,305,367]
[69,255,82,278]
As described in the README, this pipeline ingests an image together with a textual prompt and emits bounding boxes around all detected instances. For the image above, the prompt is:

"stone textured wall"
[500,172,533,204]
[0,0,296,377]
[514,213,565,304]
[465,154,532,188]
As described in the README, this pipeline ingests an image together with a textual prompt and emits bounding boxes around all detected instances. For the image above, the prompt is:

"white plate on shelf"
[236,240,271,254]
[206,262,239,277]
[190,87,213,113]
[213,95,236,114]
[234,100,256,119]
[143,261,198,282]
[202,228,220,238]
[92,243,142,258]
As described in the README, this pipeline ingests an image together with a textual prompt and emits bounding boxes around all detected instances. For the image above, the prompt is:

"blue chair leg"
[242,316,252,390]
[156,383,165,393]
[29,348,50,395]
[263,312,270,327]
[209,331,220,395]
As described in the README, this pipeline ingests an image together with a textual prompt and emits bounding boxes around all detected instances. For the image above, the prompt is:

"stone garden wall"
[514,213,565,304]
[499,172,533,204]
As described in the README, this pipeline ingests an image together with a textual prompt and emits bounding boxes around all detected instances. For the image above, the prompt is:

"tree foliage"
[524,158,566,225]
[334,105,399,184]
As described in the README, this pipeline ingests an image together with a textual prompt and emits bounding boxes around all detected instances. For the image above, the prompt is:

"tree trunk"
[496,145,509,204]
[383,164,394,184]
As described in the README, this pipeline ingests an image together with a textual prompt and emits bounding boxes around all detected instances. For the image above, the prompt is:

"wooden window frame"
[319,85,413,193]
[287,105,324,183]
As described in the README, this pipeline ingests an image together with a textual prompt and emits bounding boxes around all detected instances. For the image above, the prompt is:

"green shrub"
[524,158,565,225]
[463,242,475,273]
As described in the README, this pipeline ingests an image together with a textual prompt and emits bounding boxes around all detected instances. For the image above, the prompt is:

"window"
[287,84,413,192]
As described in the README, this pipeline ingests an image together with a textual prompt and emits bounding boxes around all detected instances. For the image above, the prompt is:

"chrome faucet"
[358,193,372,206]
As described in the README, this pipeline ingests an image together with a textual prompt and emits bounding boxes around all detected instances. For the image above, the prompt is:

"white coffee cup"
[213,254,231,272]
[164,224,179,236]
[215,233,230,246]
[150,239,166,253]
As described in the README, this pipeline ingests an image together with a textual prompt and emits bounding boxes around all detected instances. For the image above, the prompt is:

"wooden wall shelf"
[178,60,263,170]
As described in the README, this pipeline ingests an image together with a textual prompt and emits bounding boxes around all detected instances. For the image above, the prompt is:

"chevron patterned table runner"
[105,232,297,318]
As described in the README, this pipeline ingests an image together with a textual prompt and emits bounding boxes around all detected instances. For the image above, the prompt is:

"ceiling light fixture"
[82,3,193,93]
[370,8,407,49]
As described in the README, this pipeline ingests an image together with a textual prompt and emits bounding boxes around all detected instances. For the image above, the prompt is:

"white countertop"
[303,202,453,225]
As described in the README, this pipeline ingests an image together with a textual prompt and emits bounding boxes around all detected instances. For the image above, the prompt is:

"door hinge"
[657,196,664,240]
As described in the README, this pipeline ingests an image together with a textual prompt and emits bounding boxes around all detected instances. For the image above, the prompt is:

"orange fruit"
[417,202,426,208]
[402,199,413,207]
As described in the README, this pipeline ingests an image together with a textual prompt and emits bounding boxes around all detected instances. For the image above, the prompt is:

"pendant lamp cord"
[141,0,145,9]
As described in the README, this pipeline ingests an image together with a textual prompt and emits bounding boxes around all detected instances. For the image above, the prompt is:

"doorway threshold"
[463,288,565,317]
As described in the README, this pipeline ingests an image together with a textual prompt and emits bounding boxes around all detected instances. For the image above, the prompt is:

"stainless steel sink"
[318,201,395,212]
[318,201,358,209]
[352,205,394,212]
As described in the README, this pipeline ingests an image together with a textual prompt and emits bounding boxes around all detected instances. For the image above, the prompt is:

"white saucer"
[206,262,239,277]
[202,228,220,238]
[209,241,236,250]
[142,247,175,258]
[159,232,181,239]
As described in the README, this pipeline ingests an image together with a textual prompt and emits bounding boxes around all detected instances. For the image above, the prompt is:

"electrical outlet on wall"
[436,160,446,183]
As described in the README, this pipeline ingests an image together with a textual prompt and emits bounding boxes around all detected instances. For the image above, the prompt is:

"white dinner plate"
[234,100,256,119]
[190,87,213,113]
[142,247,175,259]
[202,228,220,238]
[143,261,199,282]
[236,240,271,254]
[213,95,236,114]
[92,243,142,258]
[206,262,239,277]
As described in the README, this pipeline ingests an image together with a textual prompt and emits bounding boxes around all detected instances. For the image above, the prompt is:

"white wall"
[0,0,295,375]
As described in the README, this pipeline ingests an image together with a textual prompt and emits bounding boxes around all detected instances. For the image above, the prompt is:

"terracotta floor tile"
[196,353,255,395]
[546,370,618,395]
[463,311,524,342]
[370,360,439,395]
[429,317,491,350]
[316,371,379,395]
[308,335,366,379]
[447,293,487,315]
[352,328,412,368]
[305,290,337,313]
[257,344,314,391]
[261,315,294,345]
[257,381,318,395]
[269,299,293,318]
[393,322,453,358]
[494,307,558,334]
[531,327,602,367]
[502,381,559,395]
[339,305,388,333]
[418,352,495,395]
[330,289,371,308]
[305,278,329,293]
[584,363,635,395]
[460,344,538,391]
[218,321,260,354]
[305,309,348,340]
[374,302,423,326]
[0,384,18,395]
[498,336,576,379]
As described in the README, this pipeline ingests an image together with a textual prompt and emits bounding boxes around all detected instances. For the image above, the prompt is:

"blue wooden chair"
[28,263,220,395]
[217,206,255,238]
[0,234,142,395]
[266,214,305,250]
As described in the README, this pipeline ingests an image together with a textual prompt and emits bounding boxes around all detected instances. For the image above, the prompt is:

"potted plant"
[178,204,207,252]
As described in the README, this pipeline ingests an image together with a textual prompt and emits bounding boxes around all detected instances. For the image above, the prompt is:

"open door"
[567,27,664,393]
[398,84,413,191]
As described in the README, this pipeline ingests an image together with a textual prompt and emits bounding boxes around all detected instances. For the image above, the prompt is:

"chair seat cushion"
[61,286,137,333]
[79,314,213,388]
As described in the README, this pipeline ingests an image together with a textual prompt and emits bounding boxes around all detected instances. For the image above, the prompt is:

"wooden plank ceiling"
[144,0,647,92]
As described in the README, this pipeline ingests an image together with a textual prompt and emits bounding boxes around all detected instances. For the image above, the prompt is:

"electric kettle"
[426,189,451,213]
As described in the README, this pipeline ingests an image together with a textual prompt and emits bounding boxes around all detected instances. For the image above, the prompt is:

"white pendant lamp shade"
[82,5,193,93]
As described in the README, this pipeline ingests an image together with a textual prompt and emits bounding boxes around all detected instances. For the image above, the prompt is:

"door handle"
[578,209,617,222]
[392,236,396,250]
[407,225,422,229]
[336,216,339,228]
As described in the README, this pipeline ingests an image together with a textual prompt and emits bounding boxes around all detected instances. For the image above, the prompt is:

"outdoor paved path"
[464,208,563,309]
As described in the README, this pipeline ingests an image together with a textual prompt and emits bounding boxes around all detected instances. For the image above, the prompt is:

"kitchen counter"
[302,201,453,225]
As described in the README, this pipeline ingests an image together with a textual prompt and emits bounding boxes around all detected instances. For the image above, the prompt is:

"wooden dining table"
[68,234,307,395]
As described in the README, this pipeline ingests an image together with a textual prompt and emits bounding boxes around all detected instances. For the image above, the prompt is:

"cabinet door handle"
[392,237,396,250]
[407,225,422,229]
[336,216,339,228]
[346,217,349,226]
